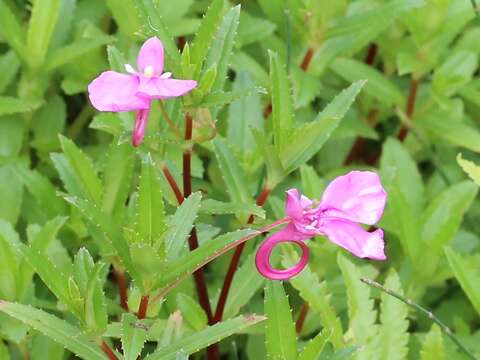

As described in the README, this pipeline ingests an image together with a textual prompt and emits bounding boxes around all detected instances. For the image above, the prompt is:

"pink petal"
[137,37,164,75]
[137,77,197,99]
[132,109,150,147]
[321,219,386,260]
[285,188,313,219]
[88,71,150,112]
[255,224,310,280]
[320,171,387,225]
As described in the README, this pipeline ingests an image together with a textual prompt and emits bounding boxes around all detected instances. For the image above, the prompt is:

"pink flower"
[255,171,387,280]
[88,37,197,146]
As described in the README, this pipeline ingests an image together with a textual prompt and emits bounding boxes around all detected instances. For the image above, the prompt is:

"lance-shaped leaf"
[213,138,254,205]
[21,244,82,319]
[200,199,265,219]
[177,293,207,331]
[122,313,147,360]
[0,0,26,59]
[0,234,18,301]
[445,247,480,315]
[298,329,332,360]
[26,0,61,67]
[204,5,240,92]
[190,0,226,76]
[155,229,257,292]
[280,81,365,174]
[136,0,181,67]
[84,263,108,336]
[0,301,107,360]
[269,50,294,148]
[58,135,103,205]
[144,315,266,360]
[133,154,167,249]
[18,217,67,297]
[0,97,43,115]
[165,192,202,261]
[102,143,135,218]
[284,254,344,349]
[457,153,480,185]
[63,195,142,291]
[337,254,377,345]
[264,281,298,360]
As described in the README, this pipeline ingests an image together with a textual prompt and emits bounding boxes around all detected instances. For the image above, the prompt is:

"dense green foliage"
[0,0,480,359]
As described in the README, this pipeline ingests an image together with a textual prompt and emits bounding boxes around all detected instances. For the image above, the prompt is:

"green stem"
[361,278,479,360]
[66,105,95,139]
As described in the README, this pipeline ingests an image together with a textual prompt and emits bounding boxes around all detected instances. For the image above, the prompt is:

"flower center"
[143,65,155,78]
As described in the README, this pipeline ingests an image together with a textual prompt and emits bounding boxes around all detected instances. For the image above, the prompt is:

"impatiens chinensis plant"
[2,0,480,359]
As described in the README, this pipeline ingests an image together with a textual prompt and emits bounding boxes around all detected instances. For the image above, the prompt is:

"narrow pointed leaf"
[122,313,147,360]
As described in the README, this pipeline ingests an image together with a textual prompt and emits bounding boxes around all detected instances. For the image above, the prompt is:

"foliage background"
[0,0,480,359]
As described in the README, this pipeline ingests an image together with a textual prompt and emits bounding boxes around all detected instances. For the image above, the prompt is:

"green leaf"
[445,247,480,315]
[21,245,81,318]
[0,0,26,59]
[252,128,285,188]
[84,264,108,335]
[337,254,377,345]
[133,154,167,248]
[16,167,67,219]
[433,50,478,97]
[237,12,276,48]
[73,248,95,295]
[418,114,480,153]
[136,0,181,66]
[0,234,18,301]
[285,255,343,349]
[156,229,257,291]
[0,117,24,157]
[280,81,364,173]
[63,195,142,291]
[264,281,298,360]
[165,192,201,261]
[102,143,135,218]
[0,51,20,94]
[46,35,113,71]
[201,87,266,108]
[377,270,409,360]
[421,181,477,253]
[213,138,254,205]
[145,315,266,360]
[330,58,404,106]
[105,0,142,38]
[59,135,103,204]
[0,97,43,115]
[420,325,445,360]
[190,0,226,76]
[227,71,264,161]
[269,50,294,148]
[457,153,480,185]
[26,0,61,67]
[121,313,147,360]
[200,199,265,219]
[204,5,240,92]
[0,301,107,360]
[176,293,207,331]
[223,251,264,319]
[298,329,332,360]
[18,217,67,297]
[0,164,23,225]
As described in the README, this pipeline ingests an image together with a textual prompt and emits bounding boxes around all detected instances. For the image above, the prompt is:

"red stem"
[101,341,118,360]
[398,77,419,142]
[295,303,309,334]
[162,165,185,204]
[137,295,149,319]
[213,187,272,323]
[113,268,129,311]
[364,43,378,66]
[300,47,314,71]
[183,112,217,359]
